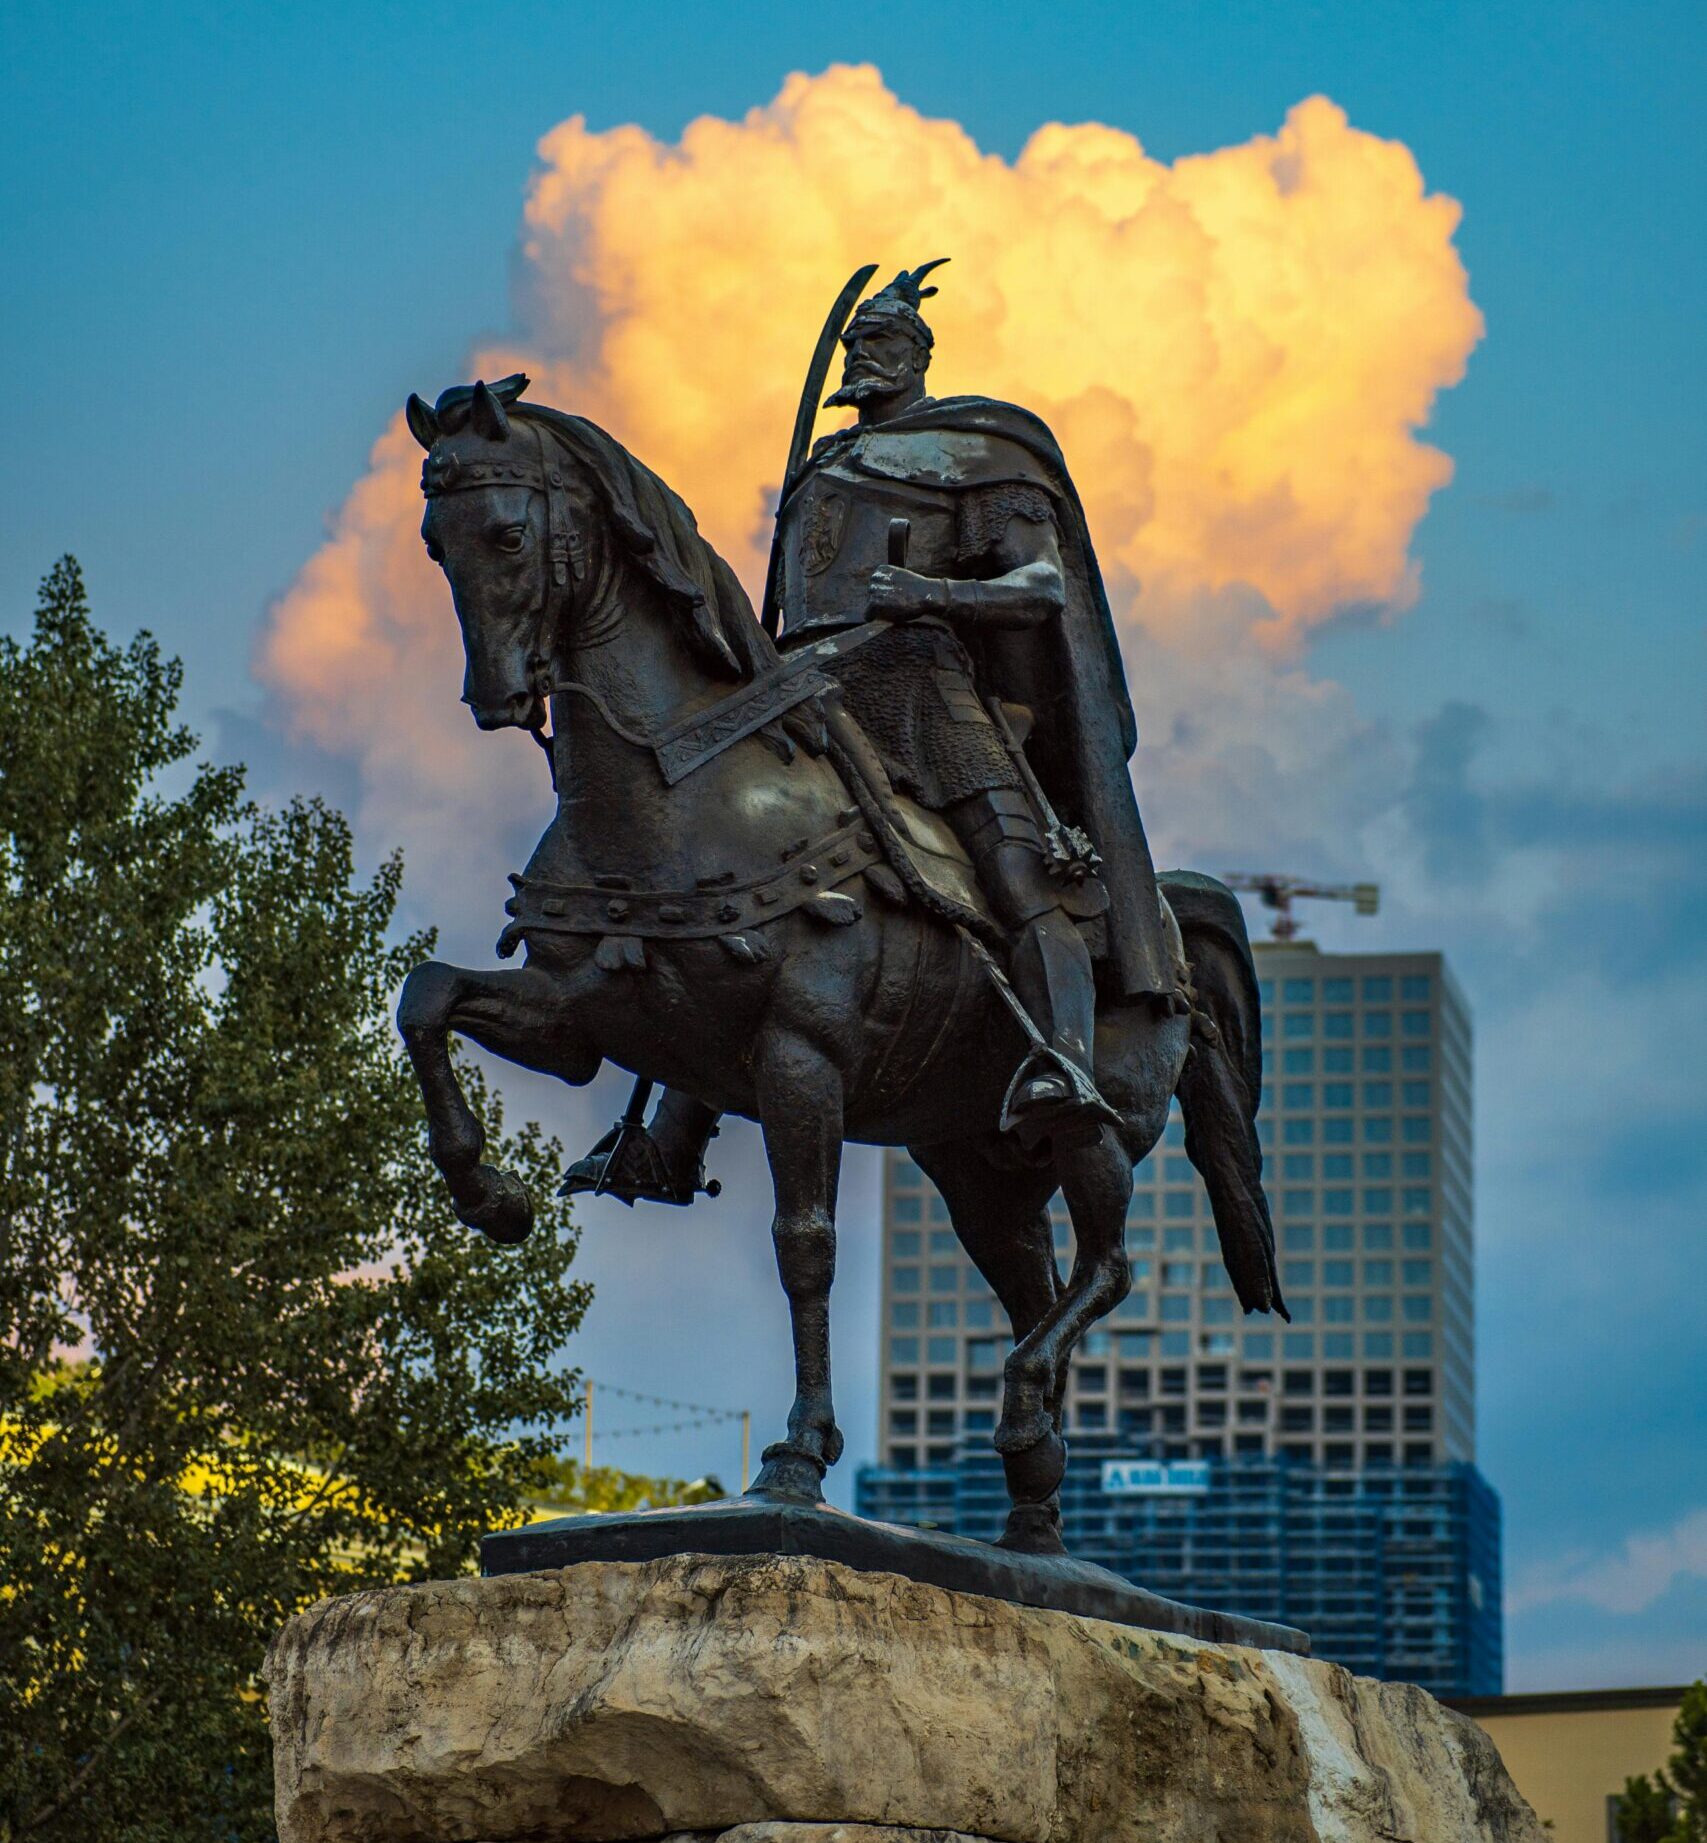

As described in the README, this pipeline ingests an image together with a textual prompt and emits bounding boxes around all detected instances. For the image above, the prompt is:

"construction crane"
[1222,872,1380,942]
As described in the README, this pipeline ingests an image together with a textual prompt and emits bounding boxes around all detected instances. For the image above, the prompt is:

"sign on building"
[1101,1460,1211,1496]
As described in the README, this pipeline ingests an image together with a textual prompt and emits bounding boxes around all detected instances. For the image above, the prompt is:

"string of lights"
[586,1379,745,1424]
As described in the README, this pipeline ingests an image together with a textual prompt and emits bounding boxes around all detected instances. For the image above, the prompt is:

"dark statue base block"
[480,1491,1310,1656]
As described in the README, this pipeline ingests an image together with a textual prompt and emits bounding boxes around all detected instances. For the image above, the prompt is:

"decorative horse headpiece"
[842,259,950,352]
[406,375,578,591]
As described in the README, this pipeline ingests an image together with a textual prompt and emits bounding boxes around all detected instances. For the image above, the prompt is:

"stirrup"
[557,1117,721,1208]
[999,1047,1121,1153]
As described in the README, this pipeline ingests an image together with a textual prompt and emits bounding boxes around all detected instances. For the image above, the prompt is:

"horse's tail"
[1160,872,1289,1321]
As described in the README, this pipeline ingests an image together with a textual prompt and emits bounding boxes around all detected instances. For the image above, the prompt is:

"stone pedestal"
[264,1553,1544,1842]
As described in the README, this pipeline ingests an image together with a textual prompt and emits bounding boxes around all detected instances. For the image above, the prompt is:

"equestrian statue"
[396,261,1286,1553]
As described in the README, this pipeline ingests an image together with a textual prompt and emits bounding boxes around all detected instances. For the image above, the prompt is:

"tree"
[1614,1680,1707,1843]
[0,559,590,1840]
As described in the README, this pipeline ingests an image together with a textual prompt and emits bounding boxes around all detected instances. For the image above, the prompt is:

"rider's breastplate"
[779,441,961,639]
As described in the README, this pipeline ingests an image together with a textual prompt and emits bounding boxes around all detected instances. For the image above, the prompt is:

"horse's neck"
[535,551,736,888]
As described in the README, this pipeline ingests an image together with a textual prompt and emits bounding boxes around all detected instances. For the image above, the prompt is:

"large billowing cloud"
[258,62,1481,897]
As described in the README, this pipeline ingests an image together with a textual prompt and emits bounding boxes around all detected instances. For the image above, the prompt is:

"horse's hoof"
[748,1441,827,1504]
[998,1498,1067,1555]
[460,1166,533,1245]
[999,1426,1068,1504]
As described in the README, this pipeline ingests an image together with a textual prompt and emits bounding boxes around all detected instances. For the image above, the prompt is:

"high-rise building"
[857,940,1501,1694]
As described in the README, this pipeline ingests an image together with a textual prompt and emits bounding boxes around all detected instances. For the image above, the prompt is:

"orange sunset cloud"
[259,65,1480,852]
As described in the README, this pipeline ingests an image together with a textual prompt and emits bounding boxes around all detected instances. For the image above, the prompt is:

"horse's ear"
[405,393,440,449]
[470,380,510,441]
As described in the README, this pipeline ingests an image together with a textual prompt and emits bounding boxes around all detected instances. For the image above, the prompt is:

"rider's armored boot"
[948,789,1119,1147]
[559,1087,723,1206]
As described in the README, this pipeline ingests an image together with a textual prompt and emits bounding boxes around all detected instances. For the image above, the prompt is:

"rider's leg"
[559,1085,723,1206]
[945,790,1112,1132]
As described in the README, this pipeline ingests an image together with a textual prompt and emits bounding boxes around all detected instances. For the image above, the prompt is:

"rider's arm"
[866,485,1066,629]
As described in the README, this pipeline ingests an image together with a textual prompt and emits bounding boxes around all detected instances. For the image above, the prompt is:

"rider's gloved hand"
[866,565,946,622]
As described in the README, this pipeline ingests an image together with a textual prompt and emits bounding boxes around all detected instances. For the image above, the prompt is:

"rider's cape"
[801,395,1176,1003]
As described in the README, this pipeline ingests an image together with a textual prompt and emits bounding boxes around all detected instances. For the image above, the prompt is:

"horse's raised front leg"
[396,959,598,1243]
[748,1029,845,1503]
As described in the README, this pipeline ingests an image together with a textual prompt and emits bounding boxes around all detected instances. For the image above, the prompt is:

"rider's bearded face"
[826,320,925,407]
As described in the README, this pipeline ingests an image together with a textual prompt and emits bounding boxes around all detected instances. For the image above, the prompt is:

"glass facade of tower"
[855,942,1501,1695]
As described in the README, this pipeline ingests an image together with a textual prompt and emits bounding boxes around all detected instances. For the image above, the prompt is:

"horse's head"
[411,375,775,738]
[408,374,574,731]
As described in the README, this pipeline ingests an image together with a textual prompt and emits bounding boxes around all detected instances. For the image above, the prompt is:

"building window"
[1365,1295,1394,1322]
[1324,1011,1353,1039]
[1401,975,1431,1000]
[1402,1010,1431,1037]
[891,1374,918,1401]
[892,1196,923,1223]
[1402,1187,1431,1215]
[1127,1192,1155,1219]
[1283,1225,1315,1252]
[927,1302,957,1327]
[1363,1080,1393,1108]
[1364,1404,1393,1431]
[1282,1260,1315,1289]
[1202,1297,1235,1325]
[1363,977,1392,1002]
[893,1265,920,1294]
[927,1337,956,1364]
[965,1299,994,1328]
[1402,1223,1432,1250]
[1403,1296,1433,1323]
[1284,1332,1315,1359]
[1402,1332,1434,1359]
[1402,1117,1433,1144]
[1283,1119,1315,1144]
[1364,1259,1394,1285]
[1324,1082,1353,1108]
[889,1445,917,1468]
[1402,1259,1433,1287]
[1401,1045,1431,1072]
[1362,1045,1392,1072]
[1362,1155,1392,1180]
[1324,977,1353,1002]
[1323,1047,1353,1073]
[1364,1117,1393,1144]
[1284,1013,1314,1039]
[1163,1155,1194,1183]
[891,1303,920,1328]
[1284,978,1316,1003]
[1244,1333,1274,1358]
[1323,1224,1353,1251]
[1322,1332,1354,1358]
[1364,1333,1394,1358]
[1323,1296,1355,1324]
[1323,1188,1353,1215]
[1322,1118,1353,1145]
[1364,1224,1394,1250]
[1164,1192,1195,1218]
[928,1196,952,1222]
[890,1337,918,1363]
[1402,1080,1431,1107]
[1282,1082,1315,1110]
[1283,1153,1315,1179]
[1364,1011,1392,1037]
[1288,1298,1316,1324]
[1283,1048,1315,1074]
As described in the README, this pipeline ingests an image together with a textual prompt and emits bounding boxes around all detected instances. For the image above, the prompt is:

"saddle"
[820,696,1110,955]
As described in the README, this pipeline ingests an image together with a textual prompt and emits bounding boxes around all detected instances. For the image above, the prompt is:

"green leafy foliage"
[527,1455,725,1514]
[0,559,591,1839]
[1614,1681,1707,1843]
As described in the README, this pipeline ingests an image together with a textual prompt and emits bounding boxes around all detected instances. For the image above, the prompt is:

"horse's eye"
[495,526,527,554]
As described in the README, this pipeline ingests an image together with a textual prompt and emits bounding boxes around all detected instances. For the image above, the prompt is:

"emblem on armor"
[801,491,847,575]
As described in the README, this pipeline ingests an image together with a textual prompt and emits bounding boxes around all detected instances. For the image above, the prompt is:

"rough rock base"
[264,1553,1543,1843]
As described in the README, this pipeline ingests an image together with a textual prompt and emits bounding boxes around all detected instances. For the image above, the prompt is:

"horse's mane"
[520,406,778,684]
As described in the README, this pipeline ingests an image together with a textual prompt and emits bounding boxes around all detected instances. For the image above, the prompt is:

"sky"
[3,0,1704,1692]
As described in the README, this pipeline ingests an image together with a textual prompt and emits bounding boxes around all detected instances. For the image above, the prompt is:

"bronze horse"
[396,377,1284,1549]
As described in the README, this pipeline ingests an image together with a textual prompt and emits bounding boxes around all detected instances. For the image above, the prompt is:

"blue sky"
[4,0,1703,1690]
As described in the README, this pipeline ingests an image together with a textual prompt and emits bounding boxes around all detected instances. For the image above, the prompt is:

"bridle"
[423,418,587,779]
